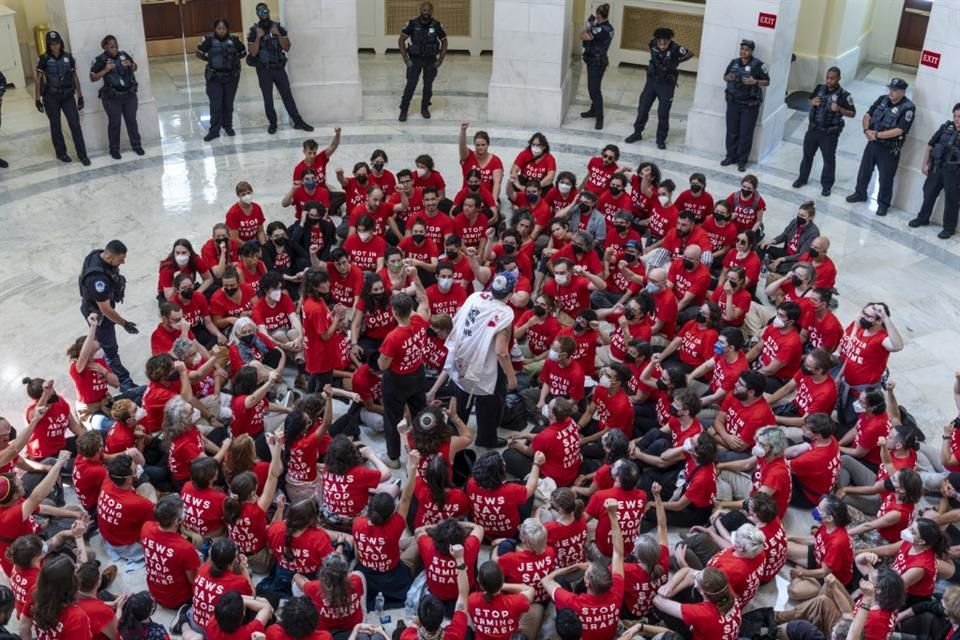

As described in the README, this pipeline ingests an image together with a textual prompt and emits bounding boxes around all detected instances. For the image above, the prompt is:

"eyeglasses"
[602,154,616,161]
[736,239,749,245]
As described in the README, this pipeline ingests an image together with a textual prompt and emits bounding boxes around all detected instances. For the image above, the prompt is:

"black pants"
[102,93,140,153]
[797,126,840,189]
[852,140,900,208]
[917,166,960,232]
[724,100,761,164]
[400,57,438,112]
[455,369,507,448]
[255,65,301,125]
[382,368,427,460]
[83,309,134,390]
[43,91,86,158]
[193,325,220,350]
[206,73,240,133]
[585,58,608,118]
[633,77,675,143]
[308,371,334,394]
[639,503,711,532]
[503,448,535,480]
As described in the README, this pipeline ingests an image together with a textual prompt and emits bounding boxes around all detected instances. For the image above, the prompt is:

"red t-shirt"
[206,619,265,640]
[586,487,647,557]
[452,212,488,248]
[839,324,891,387]
[293,151,330,183]
[33,604,93,640]
[682,457,718,508]
[348,202,395,237]
[680,600,742,640]
[791,372,838,417]
[411,211,454,246]
[399,612,468,640]
[380,315,428,375]
[11,564,39,617]
[466,479,529,539]
[225,203,265,241]
[583,156,618,194]
[854,411,892,467]
[141,520,202,608]
[807,255,838,289]
[542,276,592,315]
[512,149,556,183]
[398,234,439,263]
[608,317,650,361]
[539,358,585,402]
[209,283,256,320]
[876,494,914,543]
[891,542,937,597]
[72,455,107,511]
[759,325,803,381]
[419,535,481,601]
[227,501,268,555]
[674,189,715,222]
[623,546,670,618]
[461,151,504,189]
[305,574,364,631]
[413,482,471,529]
[814,524,854,585]
[702,217,739,253]
[353,513,405,573]
[711,353,749,395]
[545,517,588,568]
[468,592,532,640]
[150,322,195,356]
[356,297,397,340]
[24,397,72,459]
[667,259,711,305]
[646,202,678,239]
[325,263,363,307]
[267,628,334,640]
[531,418,582,487]
[789,438,841,504]
[759,518,788,582]
[498,547,557,602]
[191,563,252,628]
[725,192,766,233]
[322,465,382,517]
[0,500,39,575]
[201,238,240,270]
[69,358,111,404]
[302,296,334,375]
[752,456,792,519]
[676,320,719,367]
[267,522,333,574]
[97,482,155,547]
[342,233,388,272]
[288,184,332,222]
[556,327,599,374]
[719,395,775,448]
[651,288,679,338]
[230,394,269,439]
[181,482,226,536]
[804,310,844,353]
[551,572,624,640]
[592,387,634,440]
[711,286,752,328]
[169,428,205,482]
[252,294,296,332]
[517,311,560,356]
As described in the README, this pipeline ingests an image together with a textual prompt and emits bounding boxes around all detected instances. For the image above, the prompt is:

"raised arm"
[258,433,285,512]
[25,451,71,518]
[605,498,624,575]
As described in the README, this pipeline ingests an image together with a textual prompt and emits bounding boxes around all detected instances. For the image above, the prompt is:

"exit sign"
[921,49,941,69]
[758,12,777,29]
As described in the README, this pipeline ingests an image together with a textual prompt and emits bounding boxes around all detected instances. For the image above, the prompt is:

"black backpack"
[500,393,529,432]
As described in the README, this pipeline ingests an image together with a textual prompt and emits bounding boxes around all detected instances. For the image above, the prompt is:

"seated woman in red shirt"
[320,436,396,524]
[30,555,94,640]
[417,519,484,613]
[490,519,555,640]
[295,554,365,637]
[350,275,397,362]
[266,498,336,598]
[640,432,718,531]
[847,468,923,546]
[21,377,85,463]
[468,561,535,640]
[652,567,741,640]
[847,567,906,640]
[266,596,334,640]
[157,238,214,301]
[655,302,721,374]
[860,516,946,608]
[406,403,474,485]
[504,397,581,485]
[786,493,854,601]
[117,591,171,640]
[180,457,228,546]
[66,314,120,426]
[412,452,471,529]
[227,318,285,379]
[623,485,669,620]
[161,396,228,489]
[543,488,588,569]
[204,590,273,640]
[467,451,543,542]
[228,366,289,440]
[186,538,254,634]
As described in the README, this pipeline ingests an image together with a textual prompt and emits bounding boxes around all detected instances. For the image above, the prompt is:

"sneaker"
[380,454,401,470]
[203,131,219,142]
[624,133,642,143]
[293,119,314,132]
[938,229,955,239]
[792,179,806,188]
[171,603,191,635]
[224,127,236,136]
[267,123,278,134]
[133,147,145,156]
[908,218,929,228]
[845,193,866,203]
[79,156,91,166]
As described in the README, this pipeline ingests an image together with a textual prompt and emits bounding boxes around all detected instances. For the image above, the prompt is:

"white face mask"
[531,145,544,156]
[555,274,569,286]
[93,348,105,360]
[683,438,697,453]
[269,289,283,302]
[191,408,202,424]
[900,528,915,544]
[175,254,189,267]
[557,183,572,195]
[852,399,866,414]
[658,195,670,207]
[416,167,428,177]
[190,353,202,365]
[773,316,786,329]
[240,194,253,205]
[438,277,453,292]
[135,406,147,422]
[598,374,612,388]
[548,349,560,362]
[751,443,766,458]
[358,231,372,242]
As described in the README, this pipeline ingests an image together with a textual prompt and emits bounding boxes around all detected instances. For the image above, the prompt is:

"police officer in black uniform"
[35,31,89,166]
[79,240,138,391]
[908,103,960,239]
[721,39,770,172]
[197,18,246,142]
[579,3,614,130]
[0,70,8,169]
[90,35,142,160]
[247,2,313,135]
[625,27,692,149]
[399,1,447,122]
[846,78,916,216]
[792,66,856,197]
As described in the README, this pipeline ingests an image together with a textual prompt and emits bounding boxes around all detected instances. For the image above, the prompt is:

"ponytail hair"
[223,472,258,526]
[550,487,584,520]
[699,568,735,614]
[424,454,451,510]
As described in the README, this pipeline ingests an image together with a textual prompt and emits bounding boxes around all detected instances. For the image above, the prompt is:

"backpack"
[500,392,528,432]
[739,606,777,640]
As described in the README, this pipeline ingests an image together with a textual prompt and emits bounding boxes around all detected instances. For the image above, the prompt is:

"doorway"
[893,0,931,66]
[142,0,244,57]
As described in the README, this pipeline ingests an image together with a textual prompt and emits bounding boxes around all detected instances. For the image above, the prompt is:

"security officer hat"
[887,77,908,91]
[653,27,674,40]
[45,30,63,45]
[740,39,756,51]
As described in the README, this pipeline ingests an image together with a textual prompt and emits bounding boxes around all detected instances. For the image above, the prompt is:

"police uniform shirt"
[90,51,136,87]
[807,84,855,127]
[197,34,246,72]
[647,40,691,79]
[247,22,287,60]
[401,18,447,57]
[725,56,770,100]
[86,271,113,304]
[584,21,614,56]
[928,121,960,167]
[866,95,915,135]
[36,50,76,91]
[929,121,959,148]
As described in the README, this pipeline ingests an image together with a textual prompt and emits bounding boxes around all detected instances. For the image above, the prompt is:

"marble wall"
[45,0,160,152]
[284,0,363,124]
[684,0,801,162]
[487,0,575,128]
[891,2,960,225]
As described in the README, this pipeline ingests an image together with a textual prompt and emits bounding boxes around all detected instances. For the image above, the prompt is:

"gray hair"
[171,337,193,360]
[518,518,547,554]
[161,396,194,441]
[230,317,256,344]
[794,261,817,284]
[733,523,766,557]
[756,426,787,458]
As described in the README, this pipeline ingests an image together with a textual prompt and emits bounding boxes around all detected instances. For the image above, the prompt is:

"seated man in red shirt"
[710,370,775,459]
[667,245,711,324]
[150,302,197,356]
[524,336,585,421]
[542,499,624,640]
[98,454,156,562]
[746,301,804,393]
[766,348,838,435]
[801,288,844,353]
[542,259,606,323]
[142,495,201,611]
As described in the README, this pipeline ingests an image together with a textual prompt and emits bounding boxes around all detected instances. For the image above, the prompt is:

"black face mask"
[858,317,873,330]
[883,478,896,493]
[668,405,680,417]
[791,275,803,287]
[741,189,753,199]
[624,354,636,364]
[796,216,807,227]
[656,379,669,391]
[714,213,730,222]
[503,244,516,255]
[412,234,425,243]
[526,193,539,204]
[800,363,813,376]
[677,227,690,237]
[733,390,749,401]
[624,253,638,263]
[579,202,592,213]
[808,248,820,259]
[239,334,256,345]
[222,287,238,296]
[533,304,547,317]
[273,237,286,247]
[690,185,703,194]
[695,311,706,324]
[426,327,438,338]
[445,250,459,260]
[356,175,368,185]
[624,308,637,321]
[573,245,586,255]
[469,185,480,192]
[615,224,629,234]
[573,321,587,332]
[610,187,622,196]
[180,289,194,301]
[683,258,696,270]
[372,162,385,171]
[372,292,387,303]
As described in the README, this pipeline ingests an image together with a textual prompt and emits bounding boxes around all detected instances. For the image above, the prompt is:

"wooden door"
[893,0,931,66]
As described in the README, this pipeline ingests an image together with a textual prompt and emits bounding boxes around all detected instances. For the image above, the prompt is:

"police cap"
[740,39,756,51]
[653,27,674,40]
[887,77,908,90]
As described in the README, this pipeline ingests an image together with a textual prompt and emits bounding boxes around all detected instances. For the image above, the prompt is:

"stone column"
[283,0,363,123]
[890,3,960,226]
[45,0,160,153]
[488,0,575,128]
[685,0,802,162]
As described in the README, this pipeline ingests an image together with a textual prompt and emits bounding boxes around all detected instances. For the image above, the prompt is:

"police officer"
[579,3,614,130]
[846,78,915,216]
[908,103,960,239]
[79,240,138,391]
[197,18,246,142]
[247,2,313,135]
[90,35,142,160]
[399,1,447,122]
[625,27,692,148]
[721,39,770,172]
[0,70,7,169]
[792,66,855,197]
[34,31,89,166]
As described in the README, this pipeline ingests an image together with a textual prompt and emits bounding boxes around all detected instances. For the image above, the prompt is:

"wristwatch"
[456,563,467,570]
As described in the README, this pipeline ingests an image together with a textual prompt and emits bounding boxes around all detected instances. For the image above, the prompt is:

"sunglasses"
[602,154,616,161]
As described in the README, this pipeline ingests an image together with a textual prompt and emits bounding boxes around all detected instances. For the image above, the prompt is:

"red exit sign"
[921,49,941,69]
[758,12,777,29]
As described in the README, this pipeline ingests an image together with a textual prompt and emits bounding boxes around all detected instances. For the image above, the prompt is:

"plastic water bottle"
[375,591,388,624]
[759,254,770,304]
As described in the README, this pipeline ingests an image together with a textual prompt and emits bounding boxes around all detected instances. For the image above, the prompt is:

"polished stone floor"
[0,50,958,628]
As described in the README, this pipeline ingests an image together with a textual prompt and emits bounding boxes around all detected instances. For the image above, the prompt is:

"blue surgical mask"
[713,342,725,356]
[811,507,822,523]
[645,282,661,294]
[304,180,317,189]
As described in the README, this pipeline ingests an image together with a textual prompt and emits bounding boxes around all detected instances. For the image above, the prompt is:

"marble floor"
[0,49,958,631]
